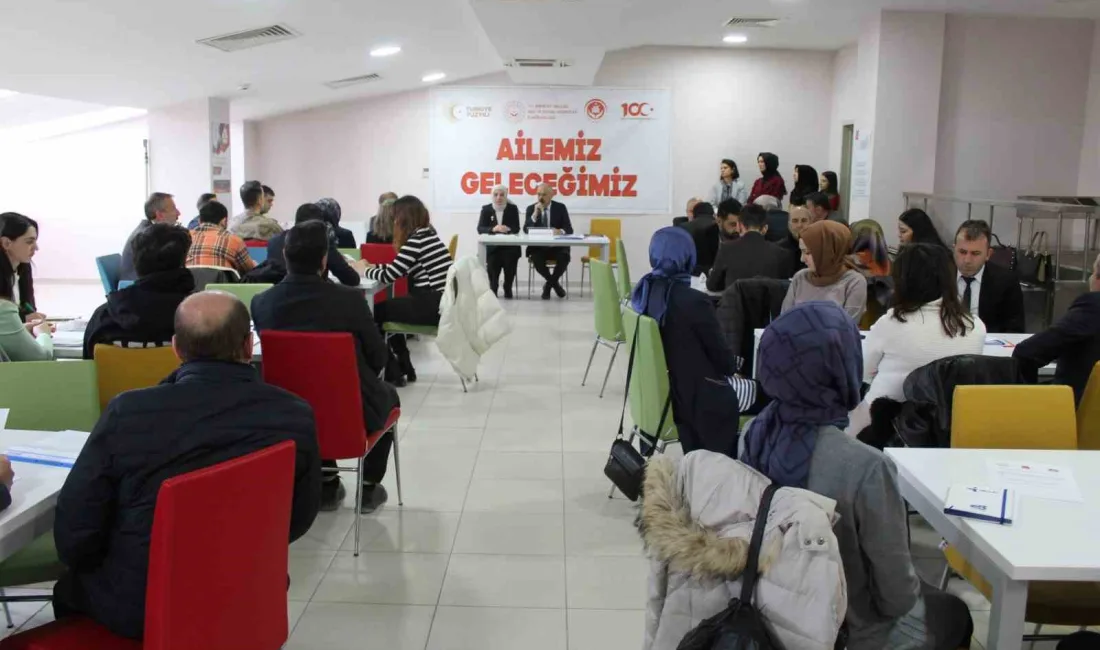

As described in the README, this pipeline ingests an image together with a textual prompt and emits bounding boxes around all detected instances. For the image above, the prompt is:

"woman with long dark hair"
[820,171,841,211]
[848,243,985,434]
[0,213,53,360]
[364,196,453,384]
[897,208,946,247]
[708,159,749,207]
[788,164,819,207]
[747,152,787,205]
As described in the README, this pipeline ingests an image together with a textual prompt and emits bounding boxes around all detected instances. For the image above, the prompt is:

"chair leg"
[938,563,951,590]
[460,376,468,393]
[392,422,404,506]
[353,457,364,557]
[2,589,12,629]
[598,341,620,398]
[581,338,599,387]
[1029,624,1042,650]
[527,261,534,299]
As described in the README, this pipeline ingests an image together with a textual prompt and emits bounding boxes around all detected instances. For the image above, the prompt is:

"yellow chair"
[1076,362,1100,450]
[448,235,458,259]
[93,345,182,410]
[579,218,621,297]
[945,384,1099,633]
[204,283,273,316]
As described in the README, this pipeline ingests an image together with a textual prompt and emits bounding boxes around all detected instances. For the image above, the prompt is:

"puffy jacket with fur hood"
[437,256,512,379]
[640,452,847,650]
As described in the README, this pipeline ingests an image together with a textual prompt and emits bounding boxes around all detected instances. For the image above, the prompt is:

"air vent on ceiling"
[723,17,780,29]
[324,73,382,90]
[504,58,572,68]
[197,24,300,53]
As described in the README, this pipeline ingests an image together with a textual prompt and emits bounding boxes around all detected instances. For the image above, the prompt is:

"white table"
[751,330,1052,378]
[886,448,1100,650]
[476,234,610,267]
[0,430,88,563]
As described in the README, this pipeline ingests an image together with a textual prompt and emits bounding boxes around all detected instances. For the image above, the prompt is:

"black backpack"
[676,484,784,650]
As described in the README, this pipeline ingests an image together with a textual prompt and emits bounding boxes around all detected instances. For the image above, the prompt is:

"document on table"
[986,460,1083,503]
[5,430,90,469]
[0,409,8,431]
[984,337,1014,348]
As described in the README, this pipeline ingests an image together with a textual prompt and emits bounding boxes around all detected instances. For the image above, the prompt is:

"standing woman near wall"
[788,164,820,207]
[820,171,841,211]
[708,159,749,208]
[747,152,787,206]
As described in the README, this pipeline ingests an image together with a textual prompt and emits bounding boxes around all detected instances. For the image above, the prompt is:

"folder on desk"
[944,484,1015,525]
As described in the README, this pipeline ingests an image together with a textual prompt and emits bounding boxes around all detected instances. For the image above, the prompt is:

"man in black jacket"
[524,183,573,299]
[953,220,1026,333]
[83,223,195,359]
[252,221,399,514]
[267,203,367,287]
[707,203,793,293]
[1014,253,1100,405]
[53,291,321,640]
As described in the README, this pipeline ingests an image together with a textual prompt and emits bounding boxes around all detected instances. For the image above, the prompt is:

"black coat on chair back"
[715,278,789,373]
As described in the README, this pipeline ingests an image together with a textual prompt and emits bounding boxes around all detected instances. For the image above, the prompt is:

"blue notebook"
[944,485,1015,525]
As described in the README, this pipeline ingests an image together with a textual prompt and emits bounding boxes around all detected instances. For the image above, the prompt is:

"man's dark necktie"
[962,276,975,313]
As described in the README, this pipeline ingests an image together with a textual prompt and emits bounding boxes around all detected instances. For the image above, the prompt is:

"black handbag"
[676,484,784,650]
[603,324,672,502]
[1016,231,1052,285]
[987,232,1017,271]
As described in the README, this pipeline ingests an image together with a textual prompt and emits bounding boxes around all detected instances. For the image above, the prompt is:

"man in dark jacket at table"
[267,203,366,287]
[252,221,399,514]
[53,290,321,640]
[707,203,793,293]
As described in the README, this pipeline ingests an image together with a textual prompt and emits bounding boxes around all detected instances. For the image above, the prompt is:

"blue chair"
[95,254,121,295]
[117,280,134,290]
[249,247,268,264]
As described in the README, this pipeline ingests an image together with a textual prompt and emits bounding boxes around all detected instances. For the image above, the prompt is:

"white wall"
[147,99,212,213]
[1078,20,1100,196]
[255,45,836,272]
[828,43,859,172]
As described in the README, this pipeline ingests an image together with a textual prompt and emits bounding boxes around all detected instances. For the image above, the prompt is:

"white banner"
[430,87,671,214]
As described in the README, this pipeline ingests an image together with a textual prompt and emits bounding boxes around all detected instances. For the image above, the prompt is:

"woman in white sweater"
[848,243,986,435]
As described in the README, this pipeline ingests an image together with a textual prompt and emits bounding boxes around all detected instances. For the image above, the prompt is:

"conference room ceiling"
[0,0,1096,123]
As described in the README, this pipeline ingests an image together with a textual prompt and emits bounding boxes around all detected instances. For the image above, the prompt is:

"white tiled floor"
[7,282,1094,649]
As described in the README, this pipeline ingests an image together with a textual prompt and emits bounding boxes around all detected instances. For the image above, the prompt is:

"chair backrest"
[1077,361,1100,450]
[448,234,458,259]
[590,260,624,341]
[360,244,406,300]
[144,441,295,650]
[95,254,122,295]
[93,345,181,410]
[188,266,241,292]
[259,331,366,459]
[952,385,1077,450]
[588,219,621,263]
[338,248,361,261]
[616,239,632,300]
[622,308,677,442]
[0,361,100,431]
[117,280,135,290]
[244,240,267,248]
[205,284,273,315]
[248,247,269,264]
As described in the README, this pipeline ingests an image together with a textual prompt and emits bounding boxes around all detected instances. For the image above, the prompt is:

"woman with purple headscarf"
[741,301,973,650]
[629,227,765,457]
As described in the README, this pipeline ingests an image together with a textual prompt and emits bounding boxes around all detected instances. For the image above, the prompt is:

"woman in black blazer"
[477,186,521,298]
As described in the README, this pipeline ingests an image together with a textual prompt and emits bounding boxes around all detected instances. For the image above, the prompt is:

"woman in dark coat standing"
[630,227,766,458]
[477,185,521,299]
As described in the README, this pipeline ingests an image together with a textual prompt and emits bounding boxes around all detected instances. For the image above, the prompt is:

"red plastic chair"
[0,442,297,650]
[360,243,408,302]
[259,330,402,555]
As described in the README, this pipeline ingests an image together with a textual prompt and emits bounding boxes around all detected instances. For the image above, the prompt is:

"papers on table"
[987,460,1083,503]
[944,485,1015,525]
[527,228,555,240]
[984,337,1014,348]
[5,430,89,470]
[0,409,7,431]
[555,234,585,240]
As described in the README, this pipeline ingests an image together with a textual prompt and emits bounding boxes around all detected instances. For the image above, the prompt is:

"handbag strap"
[739,483,781,604]
[641,393,673,459]
[616,324,642,439]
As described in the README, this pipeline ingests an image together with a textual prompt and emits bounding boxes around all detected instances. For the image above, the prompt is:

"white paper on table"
[0,409,8,431]
[986,460,1083,503]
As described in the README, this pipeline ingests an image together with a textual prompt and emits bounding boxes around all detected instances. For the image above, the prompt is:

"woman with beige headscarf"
[781,220,867,321]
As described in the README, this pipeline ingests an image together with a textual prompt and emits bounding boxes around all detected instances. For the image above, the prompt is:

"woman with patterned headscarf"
[315,197,357,248]
[741,301,973,650]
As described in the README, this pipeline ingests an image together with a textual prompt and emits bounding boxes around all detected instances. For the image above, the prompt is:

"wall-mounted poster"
[211,122,231,194]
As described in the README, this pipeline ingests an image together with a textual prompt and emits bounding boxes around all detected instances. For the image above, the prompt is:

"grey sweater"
[782,268,867,321]
[807,427,920,650]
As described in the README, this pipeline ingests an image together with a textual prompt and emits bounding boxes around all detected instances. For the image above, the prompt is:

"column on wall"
[147,97,232,219]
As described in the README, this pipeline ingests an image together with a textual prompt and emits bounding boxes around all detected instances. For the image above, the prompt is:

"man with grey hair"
[524,183,573,299]
[120,192,180,282]
[1015,251,1100,405]
[52,290,321,639]
[753,195,781,210]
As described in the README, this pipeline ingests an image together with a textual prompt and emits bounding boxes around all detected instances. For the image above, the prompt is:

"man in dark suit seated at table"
[267,203,367,287]
[252,221,400,513]
[953,220,1026,333]
[707,203,793,293]
[53,291,321,640]
[524,183,574,299]
[679,201,720,276]
[1014,252,1100,405]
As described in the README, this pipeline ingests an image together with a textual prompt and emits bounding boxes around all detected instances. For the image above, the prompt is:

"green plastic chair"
[616,239,632,302]
[205,283,274,316]
[338,248,361,261]
[0,361,99,431]
[581,260,625,398]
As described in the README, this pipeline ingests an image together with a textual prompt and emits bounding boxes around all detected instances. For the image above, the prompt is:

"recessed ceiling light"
[723,34,748,44]
[0,90,19,100]
[422,72,446,83]
[370,45,401,57]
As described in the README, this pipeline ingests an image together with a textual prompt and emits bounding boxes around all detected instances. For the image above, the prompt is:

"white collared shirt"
[957,264,985,315]
[11,270,19,309]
